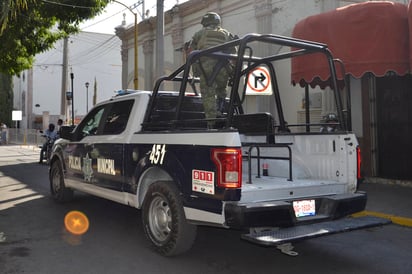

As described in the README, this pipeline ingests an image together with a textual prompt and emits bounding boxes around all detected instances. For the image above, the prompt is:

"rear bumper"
[224,191,367,229]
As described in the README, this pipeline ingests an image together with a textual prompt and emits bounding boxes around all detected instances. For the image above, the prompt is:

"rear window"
[102,100,134,135]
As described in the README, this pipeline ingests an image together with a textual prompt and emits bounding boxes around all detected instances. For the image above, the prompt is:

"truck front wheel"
[142,181,197,256]
[50,160,74,202]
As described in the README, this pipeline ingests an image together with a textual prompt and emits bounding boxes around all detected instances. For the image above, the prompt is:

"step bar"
[241,216,391,246]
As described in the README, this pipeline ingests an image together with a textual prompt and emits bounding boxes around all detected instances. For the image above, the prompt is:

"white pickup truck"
[50,34,388,256]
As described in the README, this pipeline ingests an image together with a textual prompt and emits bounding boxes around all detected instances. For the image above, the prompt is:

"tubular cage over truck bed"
[143,33,347,133]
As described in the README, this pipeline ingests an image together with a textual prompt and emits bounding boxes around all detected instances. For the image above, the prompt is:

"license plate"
[293,199,316,218]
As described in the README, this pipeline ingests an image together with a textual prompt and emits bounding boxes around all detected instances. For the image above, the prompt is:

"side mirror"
[59,125,75,140]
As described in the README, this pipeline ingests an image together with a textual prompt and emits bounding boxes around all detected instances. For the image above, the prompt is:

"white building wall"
[13,31,122,129]
[164,35,174,74]
[12,72,27,128]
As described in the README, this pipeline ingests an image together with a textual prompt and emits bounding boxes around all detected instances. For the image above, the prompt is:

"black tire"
[50,161,74,202]
[142,181,197,256]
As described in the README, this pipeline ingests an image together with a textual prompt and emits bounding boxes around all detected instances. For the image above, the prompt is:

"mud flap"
[241,216,391,246]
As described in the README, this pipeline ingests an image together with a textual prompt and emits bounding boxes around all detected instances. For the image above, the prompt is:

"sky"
[80,0,188,34]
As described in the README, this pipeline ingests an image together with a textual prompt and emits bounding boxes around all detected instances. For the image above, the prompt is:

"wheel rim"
[52,166,61,193]
[148,195,172,242]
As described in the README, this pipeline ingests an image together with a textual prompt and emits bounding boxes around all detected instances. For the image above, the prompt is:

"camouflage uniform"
[190,13,236,121]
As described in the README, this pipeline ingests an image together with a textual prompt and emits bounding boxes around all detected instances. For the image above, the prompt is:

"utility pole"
[61,37,68,117]
[142,0,145,19]
[112,0,139,89]
[156,0,164,78]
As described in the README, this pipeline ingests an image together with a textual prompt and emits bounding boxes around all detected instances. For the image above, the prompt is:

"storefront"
[291,1,412,179]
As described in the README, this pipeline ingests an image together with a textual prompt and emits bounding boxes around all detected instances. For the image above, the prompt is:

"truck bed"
[240,177,347,203]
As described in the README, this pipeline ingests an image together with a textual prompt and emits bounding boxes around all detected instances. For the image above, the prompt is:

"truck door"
[65,99,134,191]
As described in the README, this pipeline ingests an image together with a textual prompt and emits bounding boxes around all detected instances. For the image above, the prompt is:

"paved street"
[1,145,412,274]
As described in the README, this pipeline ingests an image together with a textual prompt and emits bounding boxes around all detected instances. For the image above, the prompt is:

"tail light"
[212,148,242,188]
[356,146,362,180]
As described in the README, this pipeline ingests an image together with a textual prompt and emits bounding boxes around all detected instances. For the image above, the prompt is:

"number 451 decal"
[149,144,167,165]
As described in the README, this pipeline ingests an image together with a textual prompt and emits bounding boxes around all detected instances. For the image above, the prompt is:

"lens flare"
[64,210,89,235]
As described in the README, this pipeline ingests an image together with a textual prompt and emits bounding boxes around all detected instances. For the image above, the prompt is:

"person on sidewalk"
[1,123,8,145]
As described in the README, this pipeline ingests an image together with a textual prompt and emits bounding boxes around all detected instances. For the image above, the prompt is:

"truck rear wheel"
[50,161,74,202]
[142,181,197,256]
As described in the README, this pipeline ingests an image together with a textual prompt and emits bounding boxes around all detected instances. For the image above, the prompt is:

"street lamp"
[113,0,139,89]
[85,82,89,113]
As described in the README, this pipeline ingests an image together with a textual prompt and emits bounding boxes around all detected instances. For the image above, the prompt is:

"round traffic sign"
[246,66,272,94]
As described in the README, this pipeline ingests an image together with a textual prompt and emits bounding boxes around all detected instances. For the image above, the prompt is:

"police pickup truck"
[50,34,388,256]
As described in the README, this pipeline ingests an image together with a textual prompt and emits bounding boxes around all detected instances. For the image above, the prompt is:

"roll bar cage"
[143,33,346,132]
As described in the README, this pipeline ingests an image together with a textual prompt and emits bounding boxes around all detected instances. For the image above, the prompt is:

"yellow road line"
[352,211,412,227]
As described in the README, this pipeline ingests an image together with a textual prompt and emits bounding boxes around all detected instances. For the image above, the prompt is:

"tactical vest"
[197,27,229,50]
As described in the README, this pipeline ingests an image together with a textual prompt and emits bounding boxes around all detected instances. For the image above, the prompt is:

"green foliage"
[0,0,110,75]
[0,73,13,126]
[0,1,31,33]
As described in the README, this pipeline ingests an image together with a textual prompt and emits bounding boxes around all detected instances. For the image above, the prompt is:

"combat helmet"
[201,12,221,27]
[323,113,338,123]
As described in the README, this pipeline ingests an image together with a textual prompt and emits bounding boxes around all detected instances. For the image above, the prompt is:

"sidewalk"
[0,143,40,157]
[356,181,412,227]
[1,145,411,227]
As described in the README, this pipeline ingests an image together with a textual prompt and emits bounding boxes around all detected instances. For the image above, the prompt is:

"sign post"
[12,110,22,143]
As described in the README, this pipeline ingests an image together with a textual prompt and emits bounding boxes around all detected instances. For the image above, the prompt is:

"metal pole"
[305,84,310,132]
[70,72,74,126]
[61,37,68,116]
[134,13,138,89]
[85,82,89,113]
[156,0,164,78]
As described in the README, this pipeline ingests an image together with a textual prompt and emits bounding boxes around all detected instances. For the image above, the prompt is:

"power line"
[70,35,120,64]
[80,9,126,31]
[41,0,95,9]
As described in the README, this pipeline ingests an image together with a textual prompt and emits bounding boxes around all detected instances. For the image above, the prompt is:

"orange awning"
[291,1,409,88]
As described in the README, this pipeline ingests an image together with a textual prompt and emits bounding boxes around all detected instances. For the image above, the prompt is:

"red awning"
[292,1,409,88]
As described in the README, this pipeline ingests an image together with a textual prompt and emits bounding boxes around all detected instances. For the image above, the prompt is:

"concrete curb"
[365,176,412,188]
[352,211,412,228]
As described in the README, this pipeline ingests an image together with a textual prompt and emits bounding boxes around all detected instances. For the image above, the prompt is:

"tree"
[0,0,110,75]
[0,0,31,34]
[0,73,13,126]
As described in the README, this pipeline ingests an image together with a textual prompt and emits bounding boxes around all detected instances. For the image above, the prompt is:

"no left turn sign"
[246,66,272,95]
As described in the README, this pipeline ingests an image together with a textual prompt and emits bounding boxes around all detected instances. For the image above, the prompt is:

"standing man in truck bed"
[190,12,237,122]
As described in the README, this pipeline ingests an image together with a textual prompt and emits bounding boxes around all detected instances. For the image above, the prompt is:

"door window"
[74,99,134,140]
[79,107,105,139]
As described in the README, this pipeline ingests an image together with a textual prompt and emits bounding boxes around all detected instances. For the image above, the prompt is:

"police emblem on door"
[82,154,94,182]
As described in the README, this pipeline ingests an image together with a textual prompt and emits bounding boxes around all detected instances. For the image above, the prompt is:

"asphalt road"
[1,146,412,274]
